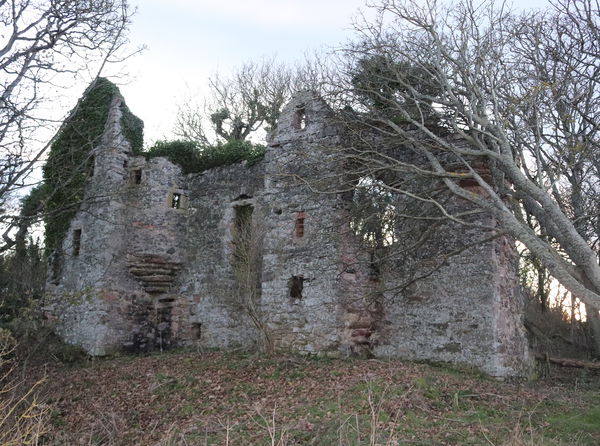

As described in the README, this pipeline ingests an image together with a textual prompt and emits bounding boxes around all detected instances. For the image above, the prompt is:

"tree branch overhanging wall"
[331,0,600,313]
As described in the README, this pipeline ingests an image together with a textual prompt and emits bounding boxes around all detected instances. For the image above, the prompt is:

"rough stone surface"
[46,91,531,376]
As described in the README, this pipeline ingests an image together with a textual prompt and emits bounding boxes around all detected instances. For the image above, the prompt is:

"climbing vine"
[29,77,264,256]
[145,139,265,174]
[40,77,143,254]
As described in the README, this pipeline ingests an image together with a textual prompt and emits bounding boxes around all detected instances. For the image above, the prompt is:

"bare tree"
[0,0,136,253]
[330,0,600,325]
[174,57,328,144]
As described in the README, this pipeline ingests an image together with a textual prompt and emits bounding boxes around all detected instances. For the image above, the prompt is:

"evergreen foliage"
[0,238,45,325]
[351,55,443,128]
[145,139,265,174]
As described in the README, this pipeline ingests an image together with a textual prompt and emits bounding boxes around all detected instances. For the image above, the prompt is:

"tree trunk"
[585,303,600,358]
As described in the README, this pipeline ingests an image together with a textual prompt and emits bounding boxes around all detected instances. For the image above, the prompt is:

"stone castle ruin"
[45,84,531,377]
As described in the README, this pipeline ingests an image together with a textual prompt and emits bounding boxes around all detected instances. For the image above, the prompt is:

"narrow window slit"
[171,192,181,209]
[232,204,253,264]
[88,155,95,177]
[72,229,82,256]
[295,211,305,238]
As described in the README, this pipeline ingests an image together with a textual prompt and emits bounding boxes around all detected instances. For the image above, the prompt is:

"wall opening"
[231,204,263,307]
[123,159,128,168]
[293,107,306,130]
[295,211,305,238]
[72,229,82,256]
[233,204,253,264]
[88,155,95,177]
[171,192,181,209]
[350,176,398,247]
[131,168,142,185]
[289,275,304,299]
[458,178,479,188]
[191,322,202,340]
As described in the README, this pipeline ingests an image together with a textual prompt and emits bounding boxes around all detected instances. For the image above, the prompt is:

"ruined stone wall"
[373,203,530,376]
[48,96,195,353]
[181,162,265,349]
[48,89,531,376]
[261,93,346,353]
[48,96,137,354]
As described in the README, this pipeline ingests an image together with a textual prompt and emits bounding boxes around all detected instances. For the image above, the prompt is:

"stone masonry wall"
[373,202,530,376]
[180,162,265,350]
[47,90,531,376]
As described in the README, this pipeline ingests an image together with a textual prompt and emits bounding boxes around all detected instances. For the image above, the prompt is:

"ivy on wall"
[145,139,265,174]
[29,78,264,257]
[39,77,143,255]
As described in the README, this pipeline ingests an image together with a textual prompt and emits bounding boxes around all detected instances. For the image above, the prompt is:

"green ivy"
[145,139,265,174]
[40,77,143,254]
[121,102,144,154]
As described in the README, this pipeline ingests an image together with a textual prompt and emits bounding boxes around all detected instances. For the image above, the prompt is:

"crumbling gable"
[45,86,531,376]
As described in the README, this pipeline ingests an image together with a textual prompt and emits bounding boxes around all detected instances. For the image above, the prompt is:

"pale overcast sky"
[118,0,369,144]
[109,0,549,145]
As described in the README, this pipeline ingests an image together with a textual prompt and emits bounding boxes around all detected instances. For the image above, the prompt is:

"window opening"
[88,155,95,177]
[132,168,142,184]
[191,322,202,340]
[171,192,181,209]
[295,211,305,238]
[232,204,262,300]
[233,205,253,264]
[72,229,82,256]
[123,160,128,168]
[294,107,306,130]
[459,178,479,188]
[289,275,304,299]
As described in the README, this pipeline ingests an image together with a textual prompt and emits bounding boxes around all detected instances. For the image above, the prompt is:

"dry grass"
[0,329,49,446]
[25,349,600,445]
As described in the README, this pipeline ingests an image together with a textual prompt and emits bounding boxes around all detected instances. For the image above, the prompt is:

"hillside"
[37,350,600,445]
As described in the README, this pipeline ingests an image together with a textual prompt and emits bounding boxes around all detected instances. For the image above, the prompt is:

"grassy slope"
[42,350,600,445]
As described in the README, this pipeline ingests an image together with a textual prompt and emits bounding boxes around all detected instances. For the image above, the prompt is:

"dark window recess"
[293,107,306,130]
[232,204,262,299]
[289,275,304,299]
[132,169,142,184]
[88,155,95,177]
[191,322,202,340]
[123,159,128,168]
[295,211,305,238]
[459,178,479,188]
[171,192,181,209]
[49,251,63,285]
[368,251,380,281]
[72,229,82,256]
[233,204,253,264]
